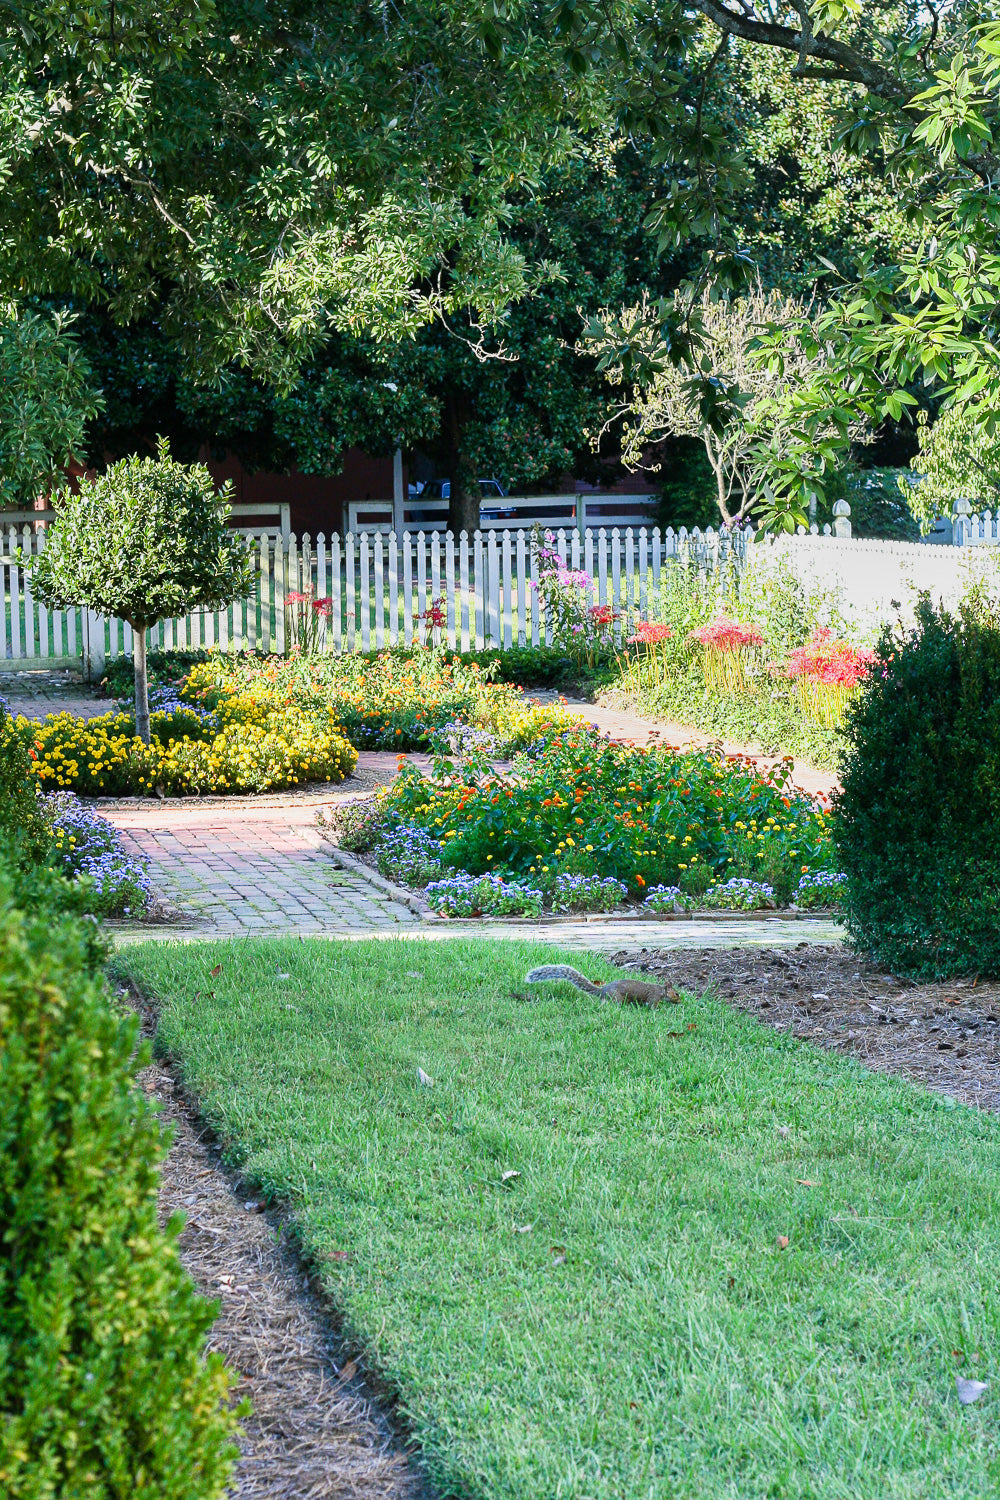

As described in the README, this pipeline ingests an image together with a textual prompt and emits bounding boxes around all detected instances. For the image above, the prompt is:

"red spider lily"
[418,596,447,629]
[286,590,311,604]
[311,596,334,618]
[588,604,620,627]
[691,617,764,652]
[628,621,672,645]
[785,629,876,688]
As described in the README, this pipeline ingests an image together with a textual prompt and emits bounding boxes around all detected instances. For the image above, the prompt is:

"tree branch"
[691,0,906,100]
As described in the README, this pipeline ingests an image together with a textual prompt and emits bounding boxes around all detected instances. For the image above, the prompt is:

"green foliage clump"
[904,405,1000,533]
[0,706,45,851]
[0,892,239,1498]
[836,596,1000,978]
[0,307,102,508]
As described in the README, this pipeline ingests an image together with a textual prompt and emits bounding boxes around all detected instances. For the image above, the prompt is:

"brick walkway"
[110,798,421,938]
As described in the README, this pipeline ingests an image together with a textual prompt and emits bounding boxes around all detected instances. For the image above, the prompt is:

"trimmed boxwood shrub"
[0,893,239,1497]
[835,595,1000,978]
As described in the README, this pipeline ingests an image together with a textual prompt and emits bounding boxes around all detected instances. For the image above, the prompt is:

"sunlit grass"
[118,936,1000,1499]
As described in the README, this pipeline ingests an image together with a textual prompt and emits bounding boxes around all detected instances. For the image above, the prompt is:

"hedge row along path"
[4,669,841,945]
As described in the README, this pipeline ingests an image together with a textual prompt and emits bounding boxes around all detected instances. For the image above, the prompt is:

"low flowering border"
[643,884,695,914]
[794,870,847,909]
[43,791,153,917]
[425,872,544,918]
[702,878,776,911]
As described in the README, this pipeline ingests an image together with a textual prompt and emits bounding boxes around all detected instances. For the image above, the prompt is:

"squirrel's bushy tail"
[524,965,602,995]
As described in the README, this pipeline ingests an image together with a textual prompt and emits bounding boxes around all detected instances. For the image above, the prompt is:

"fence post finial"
[952,496,972,546]
[832,498,852,538]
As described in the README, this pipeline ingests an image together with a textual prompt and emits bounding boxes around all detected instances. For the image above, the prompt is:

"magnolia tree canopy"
[10,3,1000,528]
[32,441,252,743]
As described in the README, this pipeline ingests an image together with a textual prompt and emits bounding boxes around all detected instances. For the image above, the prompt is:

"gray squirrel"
[525,964,678,1009]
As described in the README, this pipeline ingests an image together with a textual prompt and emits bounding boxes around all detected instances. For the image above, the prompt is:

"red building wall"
[200,447,402,537]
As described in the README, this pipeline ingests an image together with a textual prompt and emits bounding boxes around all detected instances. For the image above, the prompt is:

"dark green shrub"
[0,891,239,1497]
[835,595,1000,978]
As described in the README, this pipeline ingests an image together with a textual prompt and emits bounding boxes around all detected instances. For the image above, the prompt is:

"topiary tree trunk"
[130,623,151,746]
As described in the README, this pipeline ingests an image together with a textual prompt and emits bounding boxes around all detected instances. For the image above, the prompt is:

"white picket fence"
[3,523,739,676]
[3,512,1000,677]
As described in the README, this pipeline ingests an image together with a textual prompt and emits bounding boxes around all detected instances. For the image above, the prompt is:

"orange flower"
[636,874,646,887]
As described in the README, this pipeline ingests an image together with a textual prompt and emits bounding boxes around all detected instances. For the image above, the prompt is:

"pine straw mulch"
[135,1038,429,1499]
[609,942,1000,1114]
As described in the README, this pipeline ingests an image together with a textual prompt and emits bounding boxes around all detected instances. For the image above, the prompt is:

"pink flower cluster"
[287,590,333,618]
[785,629,876,687]
[628,622,672,645]
[691,618,764,652]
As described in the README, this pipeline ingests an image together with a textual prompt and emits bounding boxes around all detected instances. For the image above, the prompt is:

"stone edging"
[316,840,440,921]
[79,780,371,812]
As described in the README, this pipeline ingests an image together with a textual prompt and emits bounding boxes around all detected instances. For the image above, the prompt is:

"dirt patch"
[609,943,1000,1114]
[134,1034,428,1498]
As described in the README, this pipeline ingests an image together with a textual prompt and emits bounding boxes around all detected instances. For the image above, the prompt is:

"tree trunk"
[445,390,480,535]
[132,624,151,745]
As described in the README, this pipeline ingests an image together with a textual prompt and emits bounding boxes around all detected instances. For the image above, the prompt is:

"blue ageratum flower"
[376,824,443,887]
[643,884,695,914]
[425,871,543,918]
[550,874,628,913]
[43,791,152,917]
[702,878,775,912]
[794,871,847,909]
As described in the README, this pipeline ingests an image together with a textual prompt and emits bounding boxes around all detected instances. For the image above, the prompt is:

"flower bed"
[20,706,357,797]
[180,650,584,756]
[345,729,840,916]
[21,648,585,798]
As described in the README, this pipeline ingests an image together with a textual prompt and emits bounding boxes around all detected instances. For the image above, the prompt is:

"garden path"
[1,668,108,721]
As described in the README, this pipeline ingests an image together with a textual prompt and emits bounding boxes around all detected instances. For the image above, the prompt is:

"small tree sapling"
[32,439,253,743]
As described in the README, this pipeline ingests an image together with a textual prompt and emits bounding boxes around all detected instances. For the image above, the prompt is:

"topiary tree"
[32,439,253,743]
[835,593,1000,979]
[0,890,240,1498]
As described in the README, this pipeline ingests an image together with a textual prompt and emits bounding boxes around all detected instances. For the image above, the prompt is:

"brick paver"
[109,800,420,937]
[1,669,108,721]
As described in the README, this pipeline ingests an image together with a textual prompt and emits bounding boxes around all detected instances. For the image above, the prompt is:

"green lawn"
[117,937,1000,1499]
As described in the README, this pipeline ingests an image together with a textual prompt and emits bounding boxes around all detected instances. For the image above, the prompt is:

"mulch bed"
[610,942,1000,1114]
[133,1027,428,1499]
